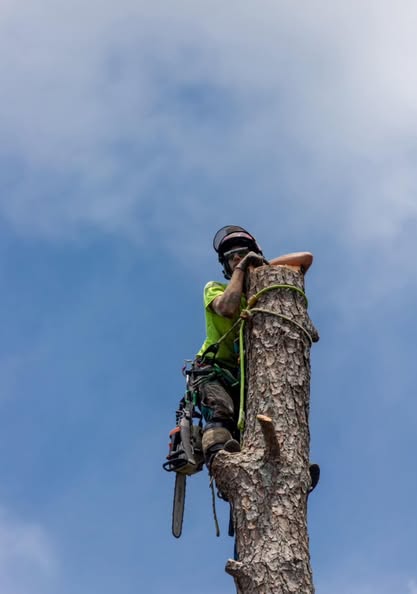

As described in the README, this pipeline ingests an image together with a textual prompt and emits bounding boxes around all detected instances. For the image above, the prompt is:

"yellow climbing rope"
[236,284,313,432]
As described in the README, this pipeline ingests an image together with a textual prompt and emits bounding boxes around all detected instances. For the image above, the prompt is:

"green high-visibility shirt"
[196,281,247,366]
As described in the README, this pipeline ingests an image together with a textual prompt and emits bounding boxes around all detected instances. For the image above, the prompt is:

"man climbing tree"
[164,225,320,592]
[193,226,266,465]
[194,226,317,473]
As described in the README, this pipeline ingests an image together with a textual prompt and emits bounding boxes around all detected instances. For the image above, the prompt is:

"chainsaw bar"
[172,473,186,538]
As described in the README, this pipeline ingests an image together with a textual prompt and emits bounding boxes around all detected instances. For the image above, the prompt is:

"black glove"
[238,251,267,271]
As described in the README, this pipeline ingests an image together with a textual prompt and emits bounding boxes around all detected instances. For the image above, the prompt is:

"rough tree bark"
[213,263,319,594]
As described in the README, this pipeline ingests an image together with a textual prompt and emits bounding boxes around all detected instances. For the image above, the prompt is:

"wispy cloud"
[1,0,416,248]
[0,506,57,593]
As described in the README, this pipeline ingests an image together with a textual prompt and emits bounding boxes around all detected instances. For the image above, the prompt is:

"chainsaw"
[163,367,204,538]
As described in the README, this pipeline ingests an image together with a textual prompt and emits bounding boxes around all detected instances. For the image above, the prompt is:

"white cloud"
[0,0,416,247]
[0,506,57,593]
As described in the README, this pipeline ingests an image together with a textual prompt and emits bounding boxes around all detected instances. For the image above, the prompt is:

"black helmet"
[213,225,263,279]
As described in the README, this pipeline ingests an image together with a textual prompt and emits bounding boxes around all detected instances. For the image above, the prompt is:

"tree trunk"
[213,264,319,594]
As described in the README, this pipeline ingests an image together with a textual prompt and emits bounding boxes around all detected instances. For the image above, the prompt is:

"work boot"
[224,439,241,453]
[308,463,320,494]
[202,424,240,467]
[202,424,241,502]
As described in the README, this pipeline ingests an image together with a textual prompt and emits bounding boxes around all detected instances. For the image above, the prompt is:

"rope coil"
[237,284,311,432]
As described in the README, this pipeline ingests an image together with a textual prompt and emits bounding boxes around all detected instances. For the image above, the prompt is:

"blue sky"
[1,1,417,592]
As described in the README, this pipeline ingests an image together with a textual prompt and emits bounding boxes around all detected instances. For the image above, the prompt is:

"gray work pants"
[191,361,240,430]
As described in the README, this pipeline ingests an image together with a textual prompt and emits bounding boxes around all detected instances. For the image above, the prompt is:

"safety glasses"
[223,247,250,260]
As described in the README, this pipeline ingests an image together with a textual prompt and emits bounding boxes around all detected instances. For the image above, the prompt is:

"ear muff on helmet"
[213,225,263,279]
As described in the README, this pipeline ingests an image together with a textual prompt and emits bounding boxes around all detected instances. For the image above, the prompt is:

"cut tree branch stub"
[257,414,280,462]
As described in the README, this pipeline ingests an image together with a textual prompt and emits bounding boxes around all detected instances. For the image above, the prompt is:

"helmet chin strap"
[222,265,232,280]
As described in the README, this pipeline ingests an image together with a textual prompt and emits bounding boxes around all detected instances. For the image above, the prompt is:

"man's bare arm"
[211,251,265,318]
[211,267,246,318]
[269,252,313,272]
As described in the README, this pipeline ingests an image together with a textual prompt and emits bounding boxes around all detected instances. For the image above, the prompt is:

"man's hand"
[236,251,266,272]
[212,252,267,318]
